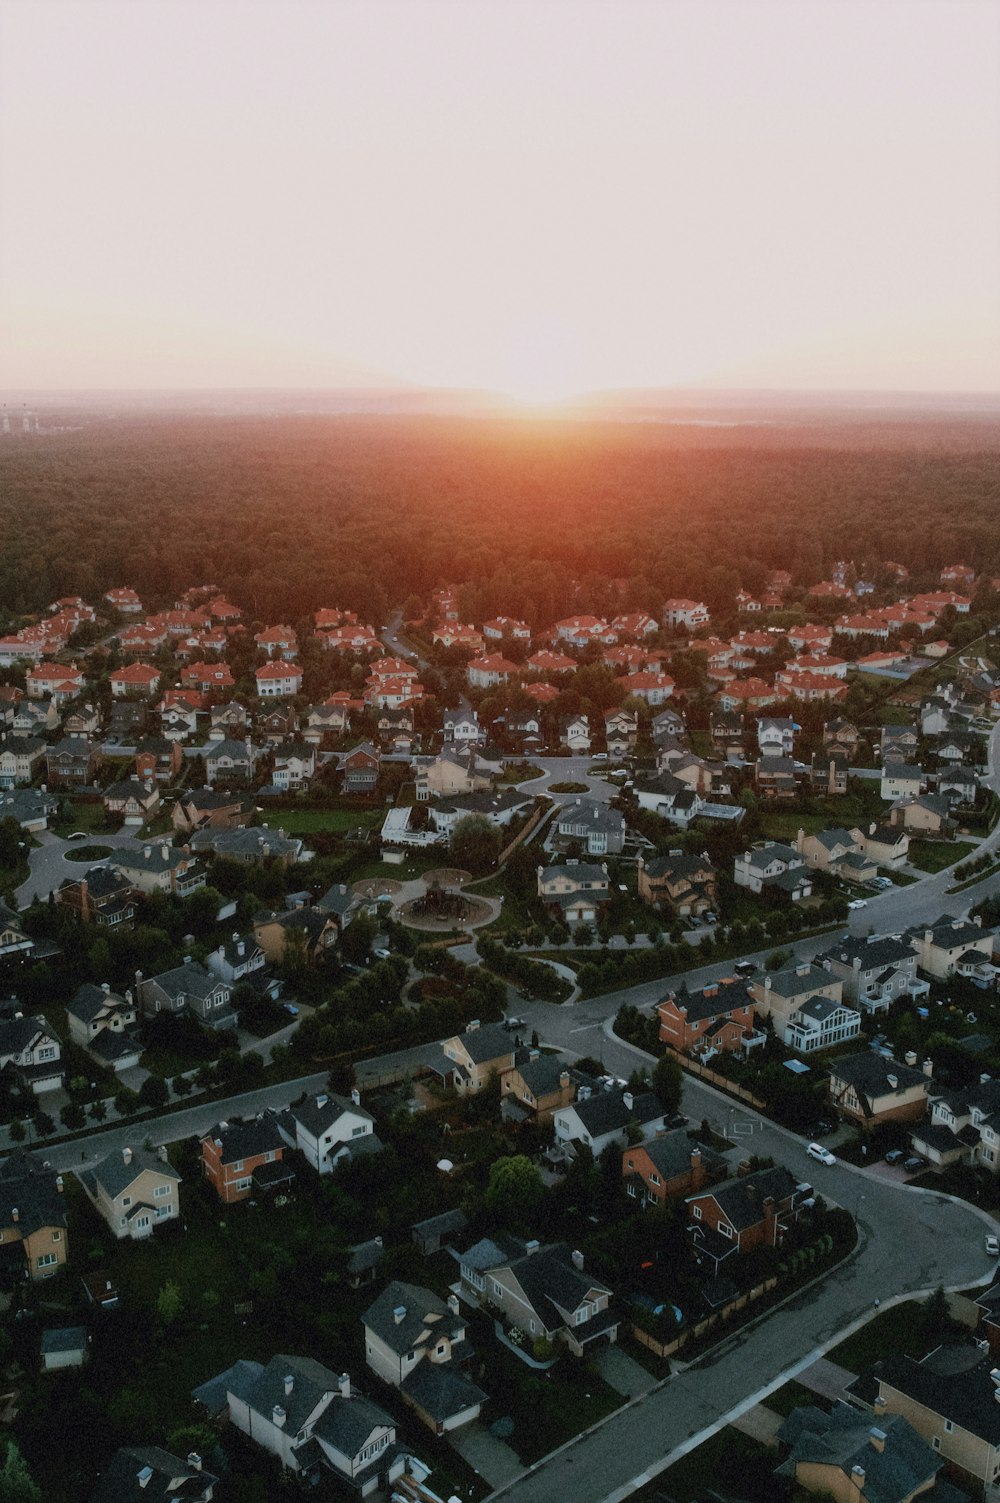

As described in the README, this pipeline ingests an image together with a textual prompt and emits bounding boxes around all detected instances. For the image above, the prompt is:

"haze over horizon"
[2,0,998,401]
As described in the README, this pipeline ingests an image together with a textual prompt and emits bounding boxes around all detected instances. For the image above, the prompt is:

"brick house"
[342,742,380,792]
[201,1116,293,1203]
[0,1150,68,1280]
[623,1131,726,1208]
[657,978,761,1059]
[686,1165,803,1273]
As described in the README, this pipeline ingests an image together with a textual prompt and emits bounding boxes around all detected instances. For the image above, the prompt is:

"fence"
[664,1047,767,1112]
[631,1276,778,1359]
[497,801,549,864]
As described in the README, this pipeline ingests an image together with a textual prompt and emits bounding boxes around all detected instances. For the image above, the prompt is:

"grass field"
[908,838,977,874]
[827,1299,925,1372]
[270,806,383,834]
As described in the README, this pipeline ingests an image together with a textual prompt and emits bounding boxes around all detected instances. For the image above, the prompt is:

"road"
[16,828,148,909]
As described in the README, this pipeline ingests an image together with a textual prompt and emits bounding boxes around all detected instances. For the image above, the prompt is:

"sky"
[1,0,998,399]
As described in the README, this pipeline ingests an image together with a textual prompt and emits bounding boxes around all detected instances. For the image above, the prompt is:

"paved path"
[730,1404,783,1445]
[795,1356,859,1403]
[591,1345,655,1399]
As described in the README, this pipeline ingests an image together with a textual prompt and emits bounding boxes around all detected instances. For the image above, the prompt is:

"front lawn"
[908,839,977,874]
[272,807,384,834]
[826,1299,926,1372]
[629,1427,779,1503]
[51,800,118,838]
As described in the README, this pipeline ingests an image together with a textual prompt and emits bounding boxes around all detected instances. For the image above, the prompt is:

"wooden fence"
[631,1276,778,1359]
[664,1047,768,1112]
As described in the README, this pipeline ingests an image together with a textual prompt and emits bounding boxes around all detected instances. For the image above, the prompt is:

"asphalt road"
[16,828,145,909]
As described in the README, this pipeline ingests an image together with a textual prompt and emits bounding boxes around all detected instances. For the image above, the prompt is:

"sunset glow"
[1,0,998,395]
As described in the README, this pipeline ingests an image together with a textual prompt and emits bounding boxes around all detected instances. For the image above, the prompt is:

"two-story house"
[637,853,718,917]
[427,1022,515,1096]
[881,761,926,801]
[66,983,142,1073]
[828,1052,930,1132]
[749,964,857,1053]
[623,1132,726,1208]
[136,960,237,1031]
[553,798,626,856]
[115,843,207,898]
[271,744,315,791]
[362,1281,485,1434]
[536,861,610,926]
[90,1447,218,1503]
[103,778,160,827]
[912,1075,1000,1175]
[205,738,256,787]
[79,1146,181,1239]
[733,843,812,902]
[554,1086,668,1158]
[501,1055,579,1123]
[657,979,762,1060]
[201,1117,293,1203]
[817,935,927,1012]
[253,905,339,965]
[686,1165,804,1274]
[273,1091,379,1174]
[0,1012,64,1095]
[342,742,381,793]
[193,1355,404,1496]
[0,1149,68,1280]
[776,1404,946,1503]
[57,865,135,931]
[0,735,45,789]
[907,915,996,981]
[795,827,877,885]
[45,737,99,789]
[0,902,35,964]
[484,1242,620,1357]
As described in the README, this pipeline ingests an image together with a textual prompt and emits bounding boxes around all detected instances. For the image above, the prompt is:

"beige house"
[749,964,844,1038]
[908,915,995,980]
[484,1242,619,1357]
[79,1146,181,1240]
[862,1347,1000,1498]
[0,1150,68,1280]
[777,1405,945,1503]
[417,748,495,800]
[429,1021,515,1096]
[828,1052,930,1131]
[362,1281,485,1434]
[795,827,876,884]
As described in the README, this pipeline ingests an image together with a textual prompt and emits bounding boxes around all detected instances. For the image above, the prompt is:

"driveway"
[591,1344,655,1398]
[450,1422,523,1490]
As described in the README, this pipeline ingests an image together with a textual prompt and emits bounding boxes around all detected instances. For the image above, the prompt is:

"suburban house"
[208,702,248,740]
[253,905,339,965]
[907,915,996,981]
[817,935,926,1012]
[193,1355,404,1496]
[172,787,254,834]
[889,793,959,839]
[103,778,160,827]
[110,662,162,699]
[342,742,381,792]
[0,1012,65,1095]
[734,843,812,902]
[271,745,316,792]
[66,983,142,1073]
[853,1346,1000,1500]
[881,762,926,801]
[553,1086,668,1157]
[634,770,703,825]
[205,739,256,787]
[57,865,136,930]
[0,735,45,788]
[45,737,99,788]
[362,1281,486,1434]
[795,826,877,886]
[809,752,850,797]
[757,717,796,755]
[483,1242,620,1357]
[637,853,718,916]
[428,1022,515,1096]
[114,843,207,898]
[604,708,639,755]
[862,821,911,868]
[273,1091,379,1173]
[0,788,57,832]
[89,1447,217,1503]
[79,1146,181,1239]
[200,1116,293,1203]
[558,714,592,753]
[754,754,800,800]
[748,960,849,1033]
[0,902,36,964]
[553,797,626,856]
[776,1405,947,1503]
[136,960,237,1031]
[191,825,302,867]
[206,932,269,988]
[623,1131,726,1208]
[912,1076,1000,1175]
[255,662,304,697]
[135,736,184,784]
[537,861,610,925]
[828,1052,931,1131]
[658,979,763,1060]
[427,788,533,841]
[0,1150,68,1280]
[501,1055,578,1123]
[686,1165,804,1273]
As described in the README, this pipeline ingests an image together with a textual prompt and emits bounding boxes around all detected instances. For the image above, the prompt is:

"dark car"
[903,1156,926,1173]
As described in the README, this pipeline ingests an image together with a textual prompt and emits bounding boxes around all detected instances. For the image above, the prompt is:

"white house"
[274,1091,379,1174]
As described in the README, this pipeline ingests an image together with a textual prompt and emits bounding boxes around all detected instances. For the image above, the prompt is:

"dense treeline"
[0,413,998,623]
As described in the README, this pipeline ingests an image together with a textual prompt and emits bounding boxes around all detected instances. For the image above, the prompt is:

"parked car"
[733,960,756,977]
[884,1149,905,1165]
[847,899,867,910]
[372,947,392,960]
[807,1143,836,1165]
[903,1156,926,1173]
[986,1234,1000,1258]
[503,1016,526,1032]
[282,1003,299,1017]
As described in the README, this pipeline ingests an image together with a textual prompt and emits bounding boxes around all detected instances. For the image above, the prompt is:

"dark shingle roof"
[0,1150,67,1236]
[83,1146,180,1201]
[503,1244,612,1329]
[572,1089,664,1139]
[776,1405,941,1503]
[694,1166,797,1232]
[89,1445,218,1502]
[202,1116,284,1165]
[400,1362,486,1424]
[456,1022,514,1065]
[636,1129,726,1183]
[363,1280,464,1354]
[668,978,751,1023]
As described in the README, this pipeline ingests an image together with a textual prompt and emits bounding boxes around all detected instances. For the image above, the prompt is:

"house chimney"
[622,1091,634,1112]
[904,1051,917,1068]
[351,1088,361,1107]
[11,1207,18,1223]
[559,1071,570,1092]
[122,1147,132,1166]
[393,1305,407,1325]
[161,846,169,860]
[924,1059,933,1077]
[448,1294,460,1316]
[187,1453,202,1472]
[55,1176,63,1193]
[526,1239,540,1256]
[338,1373,350,1398]
[850,1465,866,1492]
[571,1249,584,1271]
[283,1374,294,1397]
[690,1147,704,1191]
[101,981,111,994]
[315,1095,328,1111]
[886,1074,898,1089]
[272,1405,286,1428]
[868,1427,886,1453]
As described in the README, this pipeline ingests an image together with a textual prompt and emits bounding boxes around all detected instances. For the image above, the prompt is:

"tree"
[340,911,375,966]
[7,1121,25,1144]
[138,1074,169,1111]
[60,1102,85,1131]
[157,1278,184,1325]
[450,814,501,876]
[652,1053,683,1114]
[0,1439,41,1503]
[114,1086,140,1117]
[485,1154,543,1223]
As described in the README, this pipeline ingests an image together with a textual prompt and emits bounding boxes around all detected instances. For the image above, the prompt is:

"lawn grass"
[351,850,441,882]
[826,1299,926,1372]
[272,806,383,834]
[63,842,114,863]
[629,1427,778,1503]
[761,1378,819,1416]
[760,811,827,839]
[51,800,118,838]
[908,839,977,874]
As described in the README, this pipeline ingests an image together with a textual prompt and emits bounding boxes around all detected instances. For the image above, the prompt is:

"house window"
[52,1231,61,1242]
[264,1151,276,1164]
[155,1206,171,1219]
[436,1343,447,1356]
[944,1420,954,1433]
[932,1437,941,1451]
[627,1183,637,1198]
[153,1185,171,1198]
[718,1222,732,1239]
[119,1218,127,1229]
[575,1309,587,1325]
[122,1197,131,1208]
[351,1125,367,1137]
[36,1253,57,1268]
[492,1280,503,1297]
[692,1206,702,1220]
[649,1174,661,1187]
[230,1160,244,1173]
[37,1046,56,1062]
[235,1177,252,1191]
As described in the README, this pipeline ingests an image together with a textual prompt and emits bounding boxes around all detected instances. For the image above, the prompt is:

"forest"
[0,411,999,626]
